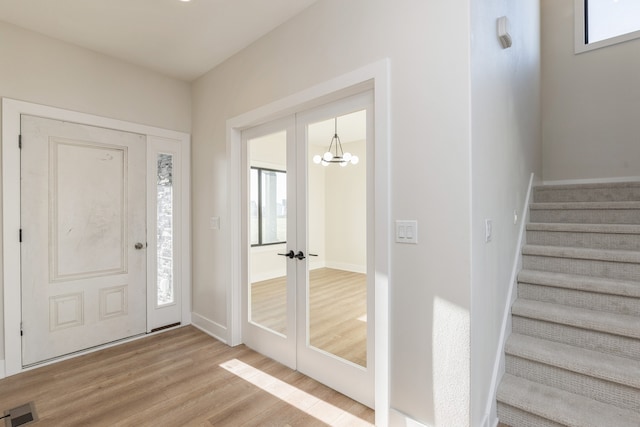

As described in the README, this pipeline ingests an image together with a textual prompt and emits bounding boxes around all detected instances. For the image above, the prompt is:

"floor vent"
[3,402,37,427]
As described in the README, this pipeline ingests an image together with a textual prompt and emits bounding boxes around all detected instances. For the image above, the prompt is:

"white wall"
[325,140,366,272]
[0,21,191,364]
[191,0,472,425]
[470,0,541,425]
[308,151,327,271]
[542,0,640,182]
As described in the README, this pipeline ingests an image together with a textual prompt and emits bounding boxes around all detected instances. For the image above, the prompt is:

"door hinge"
[18,134,22,149]
[20,322,23,336]
[19,229,22,243]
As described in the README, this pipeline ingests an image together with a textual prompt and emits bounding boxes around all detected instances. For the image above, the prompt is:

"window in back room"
[575,0,640,52]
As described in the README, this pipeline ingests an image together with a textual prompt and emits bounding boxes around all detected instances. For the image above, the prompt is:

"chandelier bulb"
[313,155,322,164]
[343,152,352,162]
[323,152,334,162]
[351,155,360,165]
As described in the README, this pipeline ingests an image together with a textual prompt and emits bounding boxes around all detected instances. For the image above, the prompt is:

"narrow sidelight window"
[157,153,174,306]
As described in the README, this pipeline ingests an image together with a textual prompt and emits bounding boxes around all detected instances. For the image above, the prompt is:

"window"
[576,0,640,52]
[157,153,174,306]
[250,167,287,246]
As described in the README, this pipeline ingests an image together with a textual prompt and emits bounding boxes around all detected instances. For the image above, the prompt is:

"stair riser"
[523,255,640,281]
[512,316,640,361]
[526,230,640,251]
[530,208,640,224]
[534,186,640,203]
[506,356,640,412]
[497,403,565,427]
[518,283,640,316]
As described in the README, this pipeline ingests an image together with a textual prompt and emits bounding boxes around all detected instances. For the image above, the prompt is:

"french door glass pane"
[307,110,367,367]
[248,131,287,335]
[157,153,174,306]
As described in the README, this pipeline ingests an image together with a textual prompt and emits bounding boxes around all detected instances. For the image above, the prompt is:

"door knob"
[134,242,145,250]
[277,250,295,259]
[295,251,306,260]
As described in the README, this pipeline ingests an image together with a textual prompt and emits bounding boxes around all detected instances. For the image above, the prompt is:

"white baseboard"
[483,172,536,427]
[250,270,286,283]
[191,312,228,344]
[0,359,5,379]
[543,176,640,185]
[325,261,366,274]
[388,408,430,427]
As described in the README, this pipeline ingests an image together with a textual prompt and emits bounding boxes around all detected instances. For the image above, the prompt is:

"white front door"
[242,91,374,407]
[20,115,147,366]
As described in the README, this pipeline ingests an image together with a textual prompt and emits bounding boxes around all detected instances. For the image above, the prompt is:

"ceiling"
[0,0,319,81]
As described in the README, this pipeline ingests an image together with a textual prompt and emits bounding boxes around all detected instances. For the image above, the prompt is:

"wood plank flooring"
[251,268,367,366]
[0,326,374,426]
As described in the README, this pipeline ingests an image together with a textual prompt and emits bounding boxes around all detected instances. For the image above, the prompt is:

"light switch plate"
[396,220,418,244]
[210,216,220,230]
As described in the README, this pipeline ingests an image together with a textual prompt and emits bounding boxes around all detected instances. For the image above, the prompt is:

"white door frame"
[226,59,390,426]
[2,98,192,377]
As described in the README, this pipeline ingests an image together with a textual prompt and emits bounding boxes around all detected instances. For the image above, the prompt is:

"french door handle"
[277,250,295,259]
[295,251,306,260]
[309,253,318,257]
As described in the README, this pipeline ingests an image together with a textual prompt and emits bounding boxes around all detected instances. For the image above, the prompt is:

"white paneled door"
[20,115,147,366]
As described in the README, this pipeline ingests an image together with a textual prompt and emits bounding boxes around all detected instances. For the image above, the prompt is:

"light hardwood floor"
[251,268,367,366]
[0,326,374,426]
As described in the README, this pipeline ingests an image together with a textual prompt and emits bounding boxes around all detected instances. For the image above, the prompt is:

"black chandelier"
[312,117,359,167]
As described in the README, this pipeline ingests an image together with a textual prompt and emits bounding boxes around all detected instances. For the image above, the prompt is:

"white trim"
[226,59,390,426]
[574,0,640,54]
[2,98,191,377]
[484,172,536,427]
[0,360,5,379]
[543,176,640,186]
[191,312,228,344]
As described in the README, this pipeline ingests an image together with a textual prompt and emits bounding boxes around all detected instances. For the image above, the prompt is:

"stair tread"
[512,299,640,339]
[534,182,640,191]
[518,270,640,298]
[530,201,640,210]
[522,244,640,263]
[505,333,640,388]
[498,374,640,427]
[527,222,640,234]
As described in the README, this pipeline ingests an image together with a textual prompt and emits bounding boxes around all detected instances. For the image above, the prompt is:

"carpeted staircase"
[496,182,640,427]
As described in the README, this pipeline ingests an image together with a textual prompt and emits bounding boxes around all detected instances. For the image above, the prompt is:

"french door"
[241,91,374,407]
